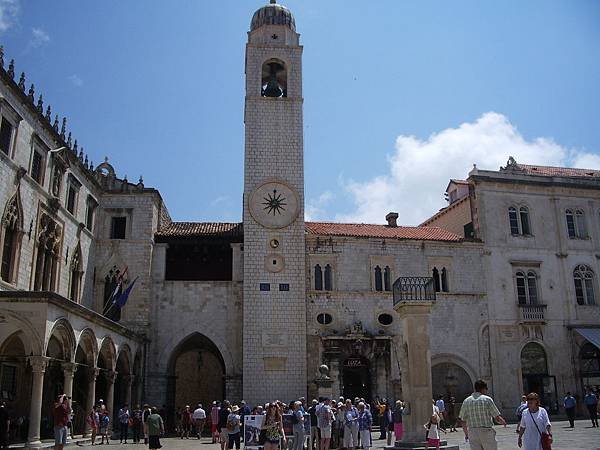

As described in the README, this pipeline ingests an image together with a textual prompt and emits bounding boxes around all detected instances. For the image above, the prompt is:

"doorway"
[342,357,371,401]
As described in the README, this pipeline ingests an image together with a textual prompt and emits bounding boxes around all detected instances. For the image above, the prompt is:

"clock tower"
[243,0,306,404]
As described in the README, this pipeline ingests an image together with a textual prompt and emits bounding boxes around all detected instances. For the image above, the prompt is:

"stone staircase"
[8,435,92,449]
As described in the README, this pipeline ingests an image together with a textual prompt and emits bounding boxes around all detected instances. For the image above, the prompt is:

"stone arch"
[166,333,226,428]
[116,343,133,374]
[0,308,44,355]
[46,318,76,362]
[431,356,475,402]
[261,57,288,98]
[114,343,132,411]
[98,336,117,371]
[75,328,98,366]
[0,330,33,421]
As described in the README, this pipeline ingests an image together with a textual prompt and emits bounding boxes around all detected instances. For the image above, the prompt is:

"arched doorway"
[0,332,32,442]
[521,342,557,411]
[167,333,225,433]
[342,356,371,401]
[114,348,132,412]
[42,335,68,438]
[73,330,97,435]
[579,343,600,391]
[431,362,472,402]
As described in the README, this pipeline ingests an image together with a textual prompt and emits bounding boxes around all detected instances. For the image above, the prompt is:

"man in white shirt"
[193,404,206,439]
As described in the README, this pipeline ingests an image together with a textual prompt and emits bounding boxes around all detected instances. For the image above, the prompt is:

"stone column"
[124,375,133,406]
[26,356,49,446]
[396,301,434,443]
[62,362,78,399]
[105,371,117,432]
[84,368,100,436]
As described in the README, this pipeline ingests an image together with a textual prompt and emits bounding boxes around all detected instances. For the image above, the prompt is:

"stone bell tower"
[242,0,306,404]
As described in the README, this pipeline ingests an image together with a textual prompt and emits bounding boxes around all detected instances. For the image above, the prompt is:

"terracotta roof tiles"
[513,164,600,178]
[156,222,243,238]
[305,222,462,242]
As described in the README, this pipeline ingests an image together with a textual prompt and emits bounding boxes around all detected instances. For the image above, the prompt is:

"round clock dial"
[249,180,300,229]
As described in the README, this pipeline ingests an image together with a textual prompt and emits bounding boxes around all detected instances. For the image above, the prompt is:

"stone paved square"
[101,421,600,450]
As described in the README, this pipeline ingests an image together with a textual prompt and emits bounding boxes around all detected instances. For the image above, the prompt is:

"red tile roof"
[156,221,462,242]
[156,222,243,238]
[512,164,600,178]
[305,222,462,242]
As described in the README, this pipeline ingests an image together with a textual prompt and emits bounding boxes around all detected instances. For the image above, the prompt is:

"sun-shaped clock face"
[249,180,300,229]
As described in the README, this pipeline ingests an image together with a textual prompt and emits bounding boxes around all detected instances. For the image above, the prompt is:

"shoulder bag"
[528,410,552,450]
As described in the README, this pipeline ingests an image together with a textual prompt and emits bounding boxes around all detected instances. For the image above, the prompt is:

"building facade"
[0,2,599,445]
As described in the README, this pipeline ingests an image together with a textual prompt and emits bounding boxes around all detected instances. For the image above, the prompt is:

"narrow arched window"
[576,210,586,238]
[520,207,531,235]
[33,214,62,292]
[566,209,576,238]
[261,60,288,98]
[314,264,323,291]
[69,246,83,303]
[574,264,595,305]
[374,265,383,292]
[383,266,391,292]
[1,193,22,284]
[432,267,440,292]
[324,264,332,291]
[527,271,538,304]
[566,209,586,238]
[516,271,527,304]
[441,267,449,292]
[509,207,520,235]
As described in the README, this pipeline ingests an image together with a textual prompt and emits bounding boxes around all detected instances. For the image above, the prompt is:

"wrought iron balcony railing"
[518,304,546,322]
[393,276,436,305]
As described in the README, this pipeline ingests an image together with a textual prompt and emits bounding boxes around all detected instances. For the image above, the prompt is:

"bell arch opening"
[431,362,473,403]
[261,59,287,98]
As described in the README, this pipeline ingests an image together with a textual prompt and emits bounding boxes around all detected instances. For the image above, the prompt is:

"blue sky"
[1,0,599,224]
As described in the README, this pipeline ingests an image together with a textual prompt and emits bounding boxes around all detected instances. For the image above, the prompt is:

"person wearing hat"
[226,405,241,450]
[180,405,192,439]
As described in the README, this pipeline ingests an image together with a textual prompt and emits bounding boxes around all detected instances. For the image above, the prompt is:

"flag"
[114,277,138,308]
[109,267,128,304]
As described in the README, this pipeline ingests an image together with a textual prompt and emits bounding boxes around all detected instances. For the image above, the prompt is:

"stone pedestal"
[314,364,333,399]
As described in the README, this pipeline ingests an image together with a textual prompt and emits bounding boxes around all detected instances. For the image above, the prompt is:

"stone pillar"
[124,375,133,406]
[314,365,333,400]
[85,368,100,436]
[26,356,49,446]
[105,371,117,431]
[395,302,434,443]
[62,362,77,399]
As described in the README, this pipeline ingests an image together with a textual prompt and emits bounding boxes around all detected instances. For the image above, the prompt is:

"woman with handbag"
[517,393,552,450]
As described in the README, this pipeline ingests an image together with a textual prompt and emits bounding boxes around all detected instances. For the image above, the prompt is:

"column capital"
[28,356,49,373]
[88,367,101,382]
[122,374,133,384]
[61,362,78,376]
[104,370,118,384]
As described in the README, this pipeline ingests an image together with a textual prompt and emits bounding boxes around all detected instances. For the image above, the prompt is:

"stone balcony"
[518,303,547,323]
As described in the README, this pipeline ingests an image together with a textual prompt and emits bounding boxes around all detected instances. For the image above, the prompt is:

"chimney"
[385,212,398,227]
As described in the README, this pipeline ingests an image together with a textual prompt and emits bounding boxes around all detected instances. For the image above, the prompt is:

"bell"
[263,63,283,98]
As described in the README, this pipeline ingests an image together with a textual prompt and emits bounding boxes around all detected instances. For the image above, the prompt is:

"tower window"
[374,265,383,292]
[110,217,127,239]
[261,60,287,98]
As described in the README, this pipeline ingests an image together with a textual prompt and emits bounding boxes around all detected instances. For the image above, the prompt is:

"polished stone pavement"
[84,421,599,450]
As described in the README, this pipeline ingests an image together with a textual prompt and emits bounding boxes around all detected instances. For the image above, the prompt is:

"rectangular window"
[509,209,520,235]
[584,279,596,305]
[110,217,127,239]
[516,276,527,305]
[577,216,587,239]
[0,117,13,155]
[86,203,96,231]
[0,364,17,396]
[574,278,585,305]
[30,151,44,184]
[66,184,77,215]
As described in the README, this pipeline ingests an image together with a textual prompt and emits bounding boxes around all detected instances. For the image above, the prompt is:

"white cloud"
[30,27,50,47]
[68,74,83,87]
[210,195,229,207]
[305,191,334,221]
[0,0,18,33]
[331,112,600,226]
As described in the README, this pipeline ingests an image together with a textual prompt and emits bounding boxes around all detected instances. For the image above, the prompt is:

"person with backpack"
[291,401,305,450]
[317,398,333,450]
[227,405,241,450]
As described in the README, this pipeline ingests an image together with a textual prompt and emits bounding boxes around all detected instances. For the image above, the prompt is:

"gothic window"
[30,150,44,185]
[33,214,62,291]
[509,206,531,236]
[566,209,587,239]
[574,264,596,305]
[0,116,14,155]
[515,270,539,305]
[1,193,22,284]
[69,245,83,303]
[110,217,126,239]
[103,266,122,321]
[324,264,333,291]
[432,267,441,292]
[261,60,287,98]
[374,265,383,292]
[314,264,323,291]
[66,184,77,215]
[521,342,548,375]
[441,267,449,292]
[85,196,98,232]
[383,266,392,292]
